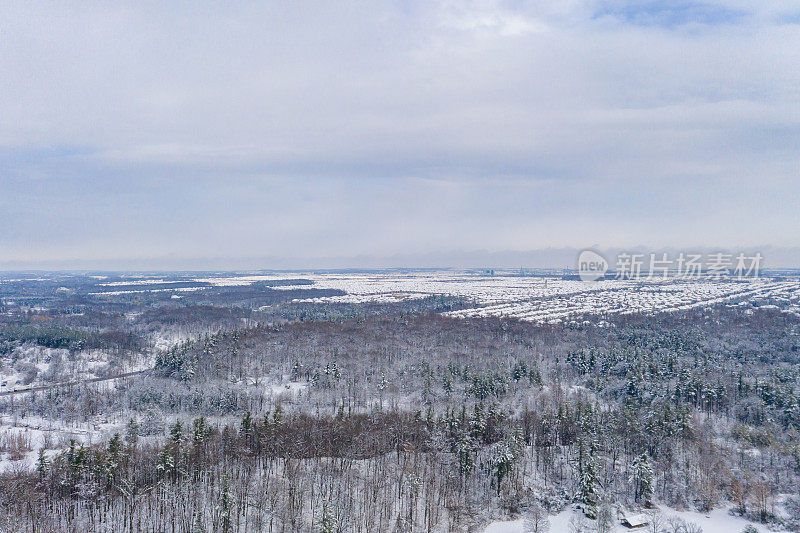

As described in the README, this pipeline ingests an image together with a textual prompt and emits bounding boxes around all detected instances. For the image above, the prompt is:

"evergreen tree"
[104,433,123,483]
[108,433,122,459]
[273,404,284,426]
[318,500,337,533]
[456,432,474,476]
[156,448,176,478]
[169,420,183,447]
[36,448,49,480]
[633,452,654,507]
[124,418,139,446]
[193,416,210,445]
[218,476,232,533]
[241,410,253,445]
[577,442,599,517]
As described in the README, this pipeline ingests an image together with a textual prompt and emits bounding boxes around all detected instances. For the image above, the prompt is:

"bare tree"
[596,502,615,533]
[646,508,665,533]
[524,502,550,533]
[569,511,589,533]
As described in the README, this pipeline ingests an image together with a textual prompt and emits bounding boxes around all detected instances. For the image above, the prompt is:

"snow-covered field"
[484,504,775,533]
[80,271,800,324]
[0,346,152,394]
[445,279,800,323]
[0,414,119,474]
[286,273,800,324]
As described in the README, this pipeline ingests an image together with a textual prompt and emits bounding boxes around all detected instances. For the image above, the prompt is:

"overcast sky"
[1,1,799,268]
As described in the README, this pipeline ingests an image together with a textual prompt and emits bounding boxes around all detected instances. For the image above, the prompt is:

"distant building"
[622,513,649,528]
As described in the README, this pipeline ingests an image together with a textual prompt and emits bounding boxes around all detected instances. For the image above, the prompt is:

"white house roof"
[623,513,650,527]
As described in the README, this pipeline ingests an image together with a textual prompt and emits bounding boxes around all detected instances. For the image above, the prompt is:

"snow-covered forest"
[1,272,799,532]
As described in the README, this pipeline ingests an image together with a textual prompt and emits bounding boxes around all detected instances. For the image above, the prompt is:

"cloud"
[0,1,798,267]
[592,1,746,27]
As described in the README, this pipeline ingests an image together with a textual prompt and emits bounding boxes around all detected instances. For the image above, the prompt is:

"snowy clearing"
[483,505,776,533]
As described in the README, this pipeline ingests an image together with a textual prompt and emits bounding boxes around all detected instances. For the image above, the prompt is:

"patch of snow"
[483,505,775,533]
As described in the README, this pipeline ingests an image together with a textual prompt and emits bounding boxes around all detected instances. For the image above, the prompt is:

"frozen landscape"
[3,0,800,530]
[1,270,799,532]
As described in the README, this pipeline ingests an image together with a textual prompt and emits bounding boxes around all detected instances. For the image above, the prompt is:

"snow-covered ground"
[446,280,800,324]
[268,381,308,397]
[0,414,122,474]
[484,505,776,533]
[0,344,154,394]
[286,273,800,324]
[88,286,206,296]
[193,274,299,286]
[68,271,800,324]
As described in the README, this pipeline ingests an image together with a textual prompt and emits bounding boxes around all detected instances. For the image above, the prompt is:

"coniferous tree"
[633,452,654,507]
[217,476,232,533]
[36,448,49,480]
[577,442,599,517]
[318,500,337,533]
[125,418,139,446]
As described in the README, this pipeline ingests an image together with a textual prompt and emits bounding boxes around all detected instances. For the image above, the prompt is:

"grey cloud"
[0,1,798,267]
